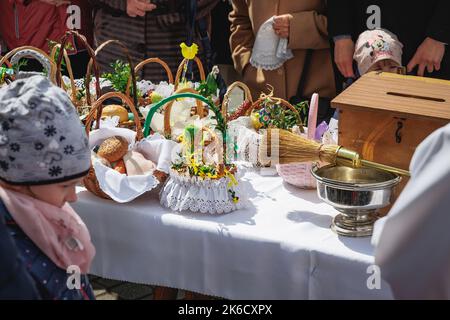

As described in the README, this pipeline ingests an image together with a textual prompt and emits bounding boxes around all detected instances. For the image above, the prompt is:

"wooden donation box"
[331,72,450,194]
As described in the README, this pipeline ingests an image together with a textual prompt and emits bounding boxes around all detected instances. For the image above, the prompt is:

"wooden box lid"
[331,72,450,121]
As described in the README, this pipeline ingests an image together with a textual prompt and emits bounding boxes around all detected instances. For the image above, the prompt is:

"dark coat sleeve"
[426,0,450,44]
[327,0,355,40]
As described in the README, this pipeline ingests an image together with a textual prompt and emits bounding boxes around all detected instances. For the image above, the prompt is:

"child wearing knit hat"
[0,76,95,300]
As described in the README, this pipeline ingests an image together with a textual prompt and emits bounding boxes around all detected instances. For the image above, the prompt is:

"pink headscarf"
[0,187,95,274]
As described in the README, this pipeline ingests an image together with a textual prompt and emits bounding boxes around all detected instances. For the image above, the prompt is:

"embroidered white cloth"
[250,16,294,71]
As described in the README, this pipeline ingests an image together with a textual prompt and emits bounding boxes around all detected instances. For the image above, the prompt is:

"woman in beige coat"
[229,0,335,102]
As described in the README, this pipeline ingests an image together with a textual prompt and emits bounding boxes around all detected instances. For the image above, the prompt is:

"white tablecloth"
[73,170,394,300]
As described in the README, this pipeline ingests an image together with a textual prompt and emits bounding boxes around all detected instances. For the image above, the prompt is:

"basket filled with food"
[83,91,176,202]
[144,91,248,215]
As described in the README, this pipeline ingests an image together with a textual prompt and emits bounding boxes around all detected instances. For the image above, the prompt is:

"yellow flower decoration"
[180,42,199,60]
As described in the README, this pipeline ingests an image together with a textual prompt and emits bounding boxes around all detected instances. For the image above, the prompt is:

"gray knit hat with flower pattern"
[0,76,90,185]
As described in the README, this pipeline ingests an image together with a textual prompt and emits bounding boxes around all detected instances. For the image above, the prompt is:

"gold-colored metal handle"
[336,147,360,167]
[336,147,411,177]
[360,159,410,177]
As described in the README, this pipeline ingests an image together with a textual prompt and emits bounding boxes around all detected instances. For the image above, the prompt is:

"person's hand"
[407,37,446,76]
[334,38,355,78]
[39,0,71,6]
[127,0,157,18]
[273,15,292,39]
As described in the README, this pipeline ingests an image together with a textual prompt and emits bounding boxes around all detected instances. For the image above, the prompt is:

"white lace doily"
[160,169,249,215]
[250,16,294,71]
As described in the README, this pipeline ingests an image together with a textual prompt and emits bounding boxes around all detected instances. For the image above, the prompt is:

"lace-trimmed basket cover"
[144,92,248,215]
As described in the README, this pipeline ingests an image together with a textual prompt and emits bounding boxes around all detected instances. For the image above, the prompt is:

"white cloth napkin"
[250,16,294,71]
[89,128,177,203]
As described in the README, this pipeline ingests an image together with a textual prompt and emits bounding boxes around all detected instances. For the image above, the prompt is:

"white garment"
[372,124,450,299]
[250,17,294,71]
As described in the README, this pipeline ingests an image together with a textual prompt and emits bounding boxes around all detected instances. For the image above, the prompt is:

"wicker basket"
[0,46,57,83]
[250,95,306,168]
[144,92,247,214]
[246,95,305,127]
[83,91,145,200]
[275,94,320,189]
[222,81,254,122]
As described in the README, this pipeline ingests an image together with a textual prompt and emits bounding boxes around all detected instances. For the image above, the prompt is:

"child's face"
[368,59,401,73]
[25,178,83,208]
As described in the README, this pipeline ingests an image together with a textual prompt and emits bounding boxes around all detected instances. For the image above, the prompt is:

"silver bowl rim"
[311,164,402,191]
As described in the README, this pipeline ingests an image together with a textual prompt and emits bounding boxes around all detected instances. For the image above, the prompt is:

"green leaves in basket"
[293,101,310,127]
[198,71,218,99]
[102,60,142,97]
[256,99,309,130]
[12,59,28,74]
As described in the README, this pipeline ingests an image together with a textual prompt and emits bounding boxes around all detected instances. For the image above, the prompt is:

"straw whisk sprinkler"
[260,129,410,177]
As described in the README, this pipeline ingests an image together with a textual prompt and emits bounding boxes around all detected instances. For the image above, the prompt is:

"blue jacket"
[0,201,95,300]
[0,206,40,300]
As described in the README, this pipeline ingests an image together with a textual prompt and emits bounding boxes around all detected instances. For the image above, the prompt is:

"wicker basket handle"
[85,91,143,141]
[56,31,101,107]
[50,44,77,103]
[222,81,253,120]
[86,40,138,108]
[162,88,205,136]
[0,56,13,69]
[0,46,57,83]
[125,58,174,101]
[174,57,206,90]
